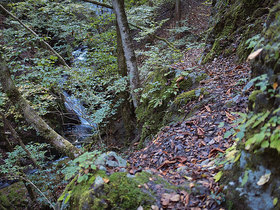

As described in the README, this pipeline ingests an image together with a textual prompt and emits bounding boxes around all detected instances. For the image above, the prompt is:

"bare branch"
[129,23,180,52]
[83,0,113,9]
[0,111,41,169]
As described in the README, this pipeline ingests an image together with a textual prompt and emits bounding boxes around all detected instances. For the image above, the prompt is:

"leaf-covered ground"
[127,1,252,209]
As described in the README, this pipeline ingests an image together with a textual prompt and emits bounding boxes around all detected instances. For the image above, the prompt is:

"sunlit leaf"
[214,171,223,182]
[257,173,271,186]
[273,198,278,206]
[241,171,249,187]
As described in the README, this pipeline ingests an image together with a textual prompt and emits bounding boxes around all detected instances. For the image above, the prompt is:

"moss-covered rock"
[221,150,280,210]
[0,182,29,209]
[203,0,275,63]
[60,170,192,210]
[136,67,208,145]
[174,88,208,106]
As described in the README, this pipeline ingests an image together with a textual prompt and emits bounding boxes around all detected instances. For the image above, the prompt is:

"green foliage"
[61,151,101,183]
[245,34,264,49]
[136,44,182,77]
[0,143,62,207]
[128,5,169,41]
[222,74,280,153]
[0,143,51,179]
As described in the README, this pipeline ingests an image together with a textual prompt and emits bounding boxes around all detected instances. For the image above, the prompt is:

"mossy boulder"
[0,182,29,209]
[221,150,280,210]
[59,170,192,210]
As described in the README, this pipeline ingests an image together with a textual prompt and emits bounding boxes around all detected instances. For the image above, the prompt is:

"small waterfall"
[72,47,88,66]
[62,47,97,144]
[63,91,92,126]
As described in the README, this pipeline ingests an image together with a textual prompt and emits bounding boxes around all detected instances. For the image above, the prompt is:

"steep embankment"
[130,0,280,209]
[128,1,253,209]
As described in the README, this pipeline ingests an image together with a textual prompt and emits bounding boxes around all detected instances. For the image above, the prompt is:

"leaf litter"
[126,1,253,209]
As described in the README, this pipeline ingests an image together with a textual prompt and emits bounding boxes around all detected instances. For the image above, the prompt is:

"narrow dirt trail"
[128,1,253,209]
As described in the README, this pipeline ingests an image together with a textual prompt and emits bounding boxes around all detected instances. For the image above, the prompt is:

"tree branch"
[129,23,180,52]
[0,4,70,69]
[83,0,113,9]
[0,111,41,169]
[80,0,179,52]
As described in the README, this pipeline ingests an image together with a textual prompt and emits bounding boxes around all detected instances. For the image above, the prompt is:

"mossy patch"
[136,68,178,144]
[249,90,263,103]
[174,88,208,106]
[203,0,274,63]
[105,172,155,209]
[0,182,29,209]
[136,67,208,145]
[65,170,157,209]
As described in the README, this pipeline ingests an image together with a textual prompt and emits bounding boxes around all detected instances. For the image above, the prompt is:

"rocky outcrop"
[208,2,280,209]
[203,0,275,63]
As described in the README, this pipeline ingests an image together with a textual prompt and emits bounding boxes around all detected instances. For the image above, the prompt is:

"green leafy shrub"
[61,151,101,183]
[223,74,280,153]
[0,143,63,207]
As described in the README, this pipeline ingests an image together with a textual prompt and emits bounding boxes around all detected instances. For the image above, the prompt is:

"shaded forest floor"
[127,1,252,209]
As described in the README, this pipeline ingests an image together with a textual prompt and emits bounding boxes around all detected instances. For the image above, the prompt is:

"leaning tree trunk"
[0,54,81,159]
[112,0,140,108]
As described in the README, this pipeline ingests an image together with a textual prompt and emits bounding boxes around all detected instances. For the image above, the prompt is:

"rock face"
[203,0,275,63]
[206,1,280,209]
[136,67,208,145]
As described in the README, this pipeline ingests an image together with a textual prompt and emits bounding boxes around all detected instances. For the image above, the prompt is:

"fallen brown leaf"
[170,194,180,202]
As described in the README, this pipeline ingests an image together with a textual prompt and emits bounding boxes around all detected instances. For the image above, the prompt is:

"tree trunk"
[116,21,136,141]
[0,54,81,159]
[112,0,140,108]
[175,0,181,26]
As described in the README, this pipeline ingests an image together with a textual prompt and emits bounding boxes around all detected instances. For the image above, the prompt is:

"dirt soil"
[127,1,252,209]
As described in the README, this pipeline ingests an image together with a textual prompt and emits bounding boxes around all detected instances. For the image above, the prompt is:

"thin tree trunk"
[112,0,140,108]
[0,54,81,159]
[116,21,135,141]
[175,0,181,26]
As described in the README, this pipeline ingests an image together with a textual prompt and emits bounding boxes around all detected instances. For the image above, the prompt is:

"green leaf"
[77,174,88,183]
[234,153,241,163]
[245,113,261,127]
[245,137,256,150]
[270,138,280,152]
[214,171,223,182]
[241,170,249,187]
[261,141,269,148]
[224,130,233,138]
[64,191,72,204]
[273,198,278,206]
[252,111,270,128]
[218,122,225,128]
